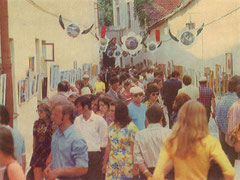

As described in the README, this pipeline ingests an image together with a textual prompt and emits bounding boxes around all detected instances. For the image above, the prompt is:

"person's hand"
[102,163,107,173]
[46,168,61,180]
[43,165,51,178]
[132,165,139,176]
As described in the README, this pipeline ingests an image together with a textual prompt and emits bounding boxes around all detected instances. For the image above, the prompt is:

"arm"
[8,162,25,180]
[133,133,152,178]
[130,141,139,176]
[21,155,26,174]
[211,97,216,118]
[46,152,52,167]
[46,166,88,179]
[210,138,235,180]
[33,136,36,150]
[99,119,108,148]
[145,119,149,128]
[102,138,111,173]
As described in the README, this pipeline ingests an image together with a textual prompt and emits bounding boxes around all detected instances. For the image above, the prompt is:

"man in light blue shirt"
[216,75,240,165]
[44,101,88,180]
[0,105,26,173]
[128,86,147,130]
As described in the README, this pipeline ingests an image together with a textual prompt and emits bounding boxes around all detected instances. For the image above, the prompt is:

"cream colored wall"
[7,0,99,166]
[147,0,240,74]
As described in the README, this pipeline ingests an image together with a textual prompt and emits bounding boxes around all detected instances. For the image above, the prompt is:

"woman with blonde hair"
[151,100,235,180]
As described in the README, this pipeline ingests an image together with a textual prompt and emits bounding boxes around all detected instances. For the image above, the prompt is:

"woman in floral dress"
[102,102,139,179]
[30,102,56,180]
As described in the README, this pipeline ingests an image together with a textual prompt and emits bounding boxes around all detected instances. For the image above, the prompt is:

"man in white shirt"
[178,75,199,100]
[74,96,107,180]
[134,104,172,179]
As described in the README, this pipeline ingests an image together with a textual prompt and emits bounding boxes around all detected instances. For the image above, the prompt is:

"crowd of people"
[0,65,240,180]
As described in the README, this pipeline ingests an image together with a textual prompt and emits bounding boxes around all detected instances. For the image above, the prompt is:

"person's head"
[172,71,180,79]
[51,101,76,125]
[167,100,208,157]
[145,84,159,102]
[81,87,92,97]
[68,94,79,104]
[236,85,240,98]
[109,102,116,120]
[120,74,128,84]
[74,96,92,115]
[199,76,207,85]
[0,126,14,165]
[75,80,84,91]
[228,75,240,92]
[0,105,10,125]
[172,93,191,112]
[83,74,90,85]
[146,104,165,124]
[37,102,51,120]
[130,86,144,105]
[114,101,131,128]
[182,75,192,86]
[110,76,120,92]
[153,78,163,90]
[57,81,69,92]
[90,95,99,113]
[124,81,132,92]
[98,96,113,115]
[97,74,103,82]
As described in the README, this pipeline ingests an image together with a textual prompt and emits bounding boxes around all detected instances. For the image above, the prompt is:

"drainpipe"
[0,0,14,127]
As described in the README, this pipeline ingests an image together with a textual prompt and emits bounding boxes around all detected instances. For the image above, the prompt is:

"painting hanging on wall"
[29,56,34,72]
[225,53,233,75]
[35,74,40,95]
[50,65,60,90]
[18,79,26,104]
[0,74,7,105]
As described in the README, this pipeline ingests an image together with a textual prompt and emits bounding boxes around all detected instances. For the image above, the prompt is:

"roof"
[146,0,194,32]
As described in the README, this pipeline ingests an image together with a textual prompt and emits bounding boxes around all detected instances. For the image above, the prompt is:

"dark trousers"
[166,103,173,128]
[205,106,211,122]
[219,130,239,166]
[82,151,102,180]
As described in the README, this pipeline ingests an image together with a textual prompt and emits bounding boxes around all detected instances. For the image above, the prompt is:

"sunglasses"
[151,92,159,96]
[36,110,44,113]
[133,93,144,97]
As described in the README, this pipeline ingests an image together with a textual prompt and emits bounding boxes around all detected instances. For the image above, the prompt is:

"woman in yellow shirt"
[94,75,105,94]
[151,100,235,180]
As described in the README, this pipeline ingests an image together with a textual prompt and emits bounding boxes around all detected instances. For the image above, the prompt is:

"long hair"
[114,101,131,128]
[37,102,51,120]
[0,126,14,158]
[166,100,209,158]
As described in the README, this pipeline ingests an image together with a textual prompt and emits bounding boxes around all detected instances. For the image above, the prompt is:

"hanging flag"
[113,37,117,44]
[155,30,160,42]
[101,26,106,38]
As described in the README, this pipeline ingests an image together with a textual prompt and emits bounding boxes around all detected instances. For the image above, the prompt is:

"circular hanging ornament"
[180,31,195,46]
[147,41,158,53]
[121,32,142,55]
[67,24,80,38]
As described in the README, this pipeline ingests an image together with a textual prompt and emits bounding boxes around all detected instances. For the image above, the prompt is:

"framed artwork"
[0,74,7,105]
[18,79,27,104]
[50,65,60,90]
[35,74,40,95]
[225,53,233,75]
[29,56,34,72]
[43,42,55,62]
[28,69,35,99]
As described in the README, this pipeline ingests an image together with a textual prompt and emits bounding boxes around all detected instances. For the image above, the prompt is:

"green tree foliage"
[98,0,113,26]
[134,0,154,28]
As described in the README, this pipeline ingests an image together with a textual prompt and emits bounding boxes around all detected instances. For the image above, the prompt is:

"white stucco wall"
[7,0,99,166]
[146,0,240,74]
